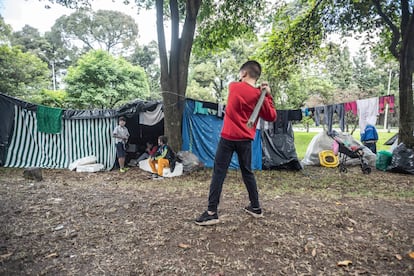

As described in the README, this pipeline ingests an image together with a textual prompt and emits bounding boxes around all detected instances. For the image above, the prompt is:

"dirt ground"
[0,165,413,275]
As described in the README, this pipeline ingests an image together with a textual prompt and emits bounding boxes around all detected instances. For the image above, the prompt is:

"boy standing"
[113,116,130,173]
[195,60,277,226]
[361,124,378,154]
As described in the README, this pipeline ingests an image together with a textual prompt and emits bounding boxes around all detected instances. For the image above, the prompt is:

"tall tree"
[0,16,12,44]
[11,25,50,55]
[324,44,354,90]
[65,50,150,109]
[52,9,139,55]
[45,0,269,150]
[10,25,58,90]
[262,0,414,148]
[140,0,265,150]
[190,38,258,103]
[128,40,161,97]
[0,45,49,99]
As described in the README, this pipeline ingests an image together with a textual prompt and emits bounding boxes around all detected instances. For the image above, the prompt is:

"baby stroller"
[329,131,372,174]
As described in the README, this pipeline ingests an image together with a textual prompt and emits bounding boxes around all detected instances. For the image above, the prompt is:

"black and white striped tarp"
[5,105,117,170]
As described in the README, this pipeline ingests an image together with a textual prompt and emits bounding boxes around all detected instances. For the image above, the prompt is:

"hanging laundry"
[139,103,164,126]
[271,109,302,134]
[193,101,210,115]
[313,106,325,126]
[379,95,395,113]
[36,105,63,134]
[217,103,225,118]
[357,97,379,133]
[325,104,345,133]
[344,101,357,115]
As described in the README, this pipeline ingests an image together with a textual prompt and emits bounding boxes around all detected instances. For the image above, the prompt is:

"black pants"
[207,138,260,213]
[363,141,377,154]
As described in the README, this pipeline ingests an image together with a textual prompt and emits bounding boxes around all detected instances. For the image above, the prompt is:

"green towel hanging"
[37,105,63,134]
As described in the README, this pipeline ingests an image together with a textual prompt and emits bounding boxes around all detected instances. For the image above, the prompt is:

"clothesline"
[302,95,395,134]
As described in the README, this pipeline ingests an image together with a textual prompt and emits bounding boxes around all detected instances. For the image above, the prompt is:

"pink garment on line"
[379,95,395,113]
[344,101,357,115]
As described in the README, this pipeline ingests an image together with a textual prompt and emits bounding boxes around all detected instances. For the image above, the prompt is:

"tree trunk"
[156,0,201,151]
[398,12,414,149]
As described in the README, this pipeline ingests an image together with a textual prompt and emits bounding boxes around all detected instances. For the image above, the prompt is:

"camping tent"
[0,93,302,171]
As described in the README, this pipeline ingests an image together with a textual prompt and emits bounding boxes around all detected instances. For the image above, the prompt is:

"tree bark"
[156,0,201,151]
[398,12,414,148]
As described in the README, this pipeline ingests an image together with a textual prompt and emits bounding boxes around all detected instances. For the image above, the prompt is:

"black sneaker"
[244,205,263,218]
[195,211,219,226]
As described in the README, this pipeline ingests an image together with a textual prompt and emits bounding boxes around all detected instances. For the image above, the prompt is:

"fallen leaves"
[178,243,191,249]
[45,252,59,258]
[337,260,352,266]
[409,251,414,259]
[0,253,13,260]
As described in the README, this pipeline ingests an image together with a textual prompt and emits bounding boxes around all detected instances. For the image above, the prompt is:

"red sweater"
[221,81,277,141]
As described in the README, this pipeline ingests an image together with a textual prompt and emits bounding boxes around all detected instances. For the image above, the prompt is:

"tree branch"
[372,0,400,58]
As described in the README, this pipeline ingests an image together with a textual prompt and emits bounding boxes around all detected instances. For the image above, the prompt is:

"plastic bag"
[176,151,204,173]
[376,150,392,171]
[387,143,414,174]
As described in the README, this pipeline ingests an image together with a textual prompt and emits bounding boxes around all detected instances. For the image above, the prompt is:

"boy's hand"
[260,82,271,95]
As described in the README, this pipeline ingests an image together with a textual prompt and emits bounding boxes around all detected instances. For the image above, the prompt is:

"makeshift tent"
[0,93,163,170]
[182,98,262,170]
[182,99,302,170]
[1,94,302,171]
[302,131,376,167]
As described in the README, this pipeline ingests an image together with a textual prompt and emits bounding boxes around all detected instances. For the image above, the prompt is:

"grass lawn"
[294,128,397,159]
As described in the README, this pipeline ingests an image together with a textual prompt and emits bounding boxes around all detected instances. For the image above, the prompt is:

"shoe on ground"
[195,210,219,226]
[244,205,263,218]
[152,174,164,180]
[119,167,129,173]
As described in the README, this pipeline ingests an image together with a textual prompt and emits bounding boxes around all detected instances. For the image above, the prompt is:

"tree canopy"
[65,49,150,109]
[52,9,139,55]
[0,45,49,100]
[261,0,413,148]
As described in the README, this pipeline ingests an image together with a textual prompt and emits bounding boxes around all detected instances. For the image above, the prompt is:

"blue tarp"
[182,99,262,170]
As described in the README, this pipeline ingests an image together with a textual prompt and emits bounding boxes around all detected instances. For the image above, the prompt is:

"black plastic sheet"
[261,119,302,171]
[387,143,414,174]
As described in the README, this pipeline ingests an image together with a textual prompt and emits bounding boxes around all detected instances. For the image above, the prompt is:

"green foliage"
[30,89,68,107]
[258,1,325,82]
[127,41,160,93]
[0,45,49,99]
[65,49,150,109]
[280,71,334,108]
[11,25,51,56]
[186,80,216,102]
[323,44,353,90]
[52,9,139,55]
[194,0,266,54]
[0,16,12,43]
[189,38,258,103]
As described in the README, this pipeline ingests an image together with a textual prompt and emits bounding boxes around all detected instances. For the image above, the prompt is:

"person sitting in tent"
[136,141,157,164]
[360,124,378,154]
[148,135,176,180]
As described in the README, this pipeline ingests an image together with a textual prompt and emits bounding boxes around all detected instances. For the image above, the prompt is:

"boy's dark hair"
[240,60,262,80]
[119,116,126,122]
[159,135,168,144]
